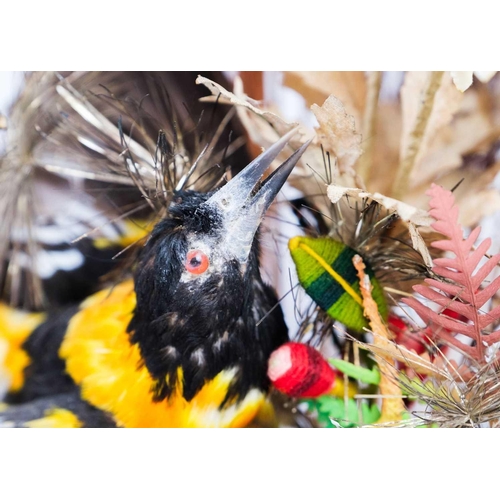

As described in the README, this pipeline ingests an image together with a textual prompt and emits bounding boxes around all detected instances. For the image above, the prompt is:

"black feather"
[128,190,288,407]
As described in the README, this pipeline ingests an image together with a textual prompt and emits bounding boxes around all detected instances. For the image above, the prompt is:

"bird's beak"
[204,128,311,263]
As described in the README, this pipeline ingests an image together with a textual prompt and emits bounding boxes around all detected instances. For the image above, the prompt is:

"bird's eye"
[185,249,210,275]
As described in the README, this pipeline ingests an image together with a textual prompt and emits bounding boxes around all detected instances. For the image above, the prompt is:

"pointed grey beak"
[204,128,311,263]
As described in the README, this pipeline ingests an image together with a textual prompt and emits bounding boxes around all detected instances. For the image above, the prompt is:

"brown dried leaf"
[196,75,298,148]
[451,72,474,92]
[326,185,433,226]
[408,222,434,268]
[457,190,500,228]
[400,72,460,160]
[413,85,495,189]
[399,72,463,188]
[404,156,500,227]
[368,101,402,194]
[312,95,363,175]
[284,71,366,130]
[451,71,498,92]
[326,185,362,204]
[326,184,435,269]
[474,71,497,83]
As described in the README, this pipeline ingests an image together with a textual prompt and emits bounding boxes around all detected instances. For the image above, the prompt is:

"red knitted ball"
[267,342,336,398]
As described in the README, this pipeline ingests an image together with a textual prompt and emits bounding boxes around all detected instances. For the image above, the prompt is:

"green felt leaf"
[289,236,388,332]
[329,358,381,385]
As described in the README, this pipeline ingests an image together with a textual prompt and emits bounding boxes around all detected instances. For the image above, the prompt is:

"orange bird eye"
[185,249,210,275]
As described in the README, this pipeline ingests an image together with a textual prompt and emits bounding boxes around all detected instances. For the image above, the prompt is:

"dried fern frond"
[403,183,500,363]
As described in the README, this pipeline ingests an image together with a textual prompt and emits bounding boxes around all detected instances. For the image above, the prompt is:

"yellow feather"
[0,305,46,392]
[60,281,265,427]
[25,409,82,428]
[93,219,153,250]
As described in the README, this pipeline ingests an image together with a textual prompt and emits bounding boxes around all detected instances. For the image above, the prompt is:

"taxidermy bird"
[0,72,309,427]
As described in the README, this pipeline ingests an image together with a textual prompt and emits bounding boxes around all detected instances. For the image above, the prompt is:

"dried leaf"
[474,71,497,83]
[325,185,435,269]
[197,75,299,148]
[400,72,461,163]
[326,184,433,226]
[284,72,366,130]
[451,72,473,92]
[396,71,458,198]
[366,192,434,226]
[311,95,363,175]
[439,139,500,227]
[368,100,402,195]
[403,157,500,228]
[451,71,498,91]
[412,84,493,189]
[326,185,362,204]
[408,222,434,269]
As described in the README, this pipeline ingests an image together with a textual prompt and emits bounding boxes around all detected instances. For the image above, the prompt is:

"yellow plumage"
[25,409,83,428]
[59,281,265,428]
[0,305,45,392]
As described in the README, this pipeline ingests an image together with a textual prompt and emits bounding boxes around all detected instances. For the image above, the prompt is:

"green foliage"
[305,396,381,428]
[329,358,380,385]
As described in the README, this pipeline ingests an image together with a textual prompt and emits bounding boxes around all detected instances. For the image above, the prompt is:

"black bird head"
[128,130,310,405]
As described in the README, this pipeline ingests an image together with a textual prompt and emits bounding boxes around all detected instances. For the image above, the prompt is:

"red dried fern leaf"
[403,183,500,362]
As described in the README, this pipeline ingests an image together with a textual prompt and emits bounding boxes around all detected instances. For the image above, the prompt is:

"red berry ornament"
[268,342,337,398]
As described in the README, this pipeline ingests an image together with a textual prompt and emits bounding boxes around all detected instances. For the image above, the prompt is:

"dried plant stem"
[357,71,382,186]
[363,342,449,380]
[392,71,444,200]
[353,254,405,424]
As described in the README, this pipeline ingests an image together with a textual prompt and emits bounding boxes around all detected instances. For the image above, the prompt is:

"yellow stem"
[353,254,405,424]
